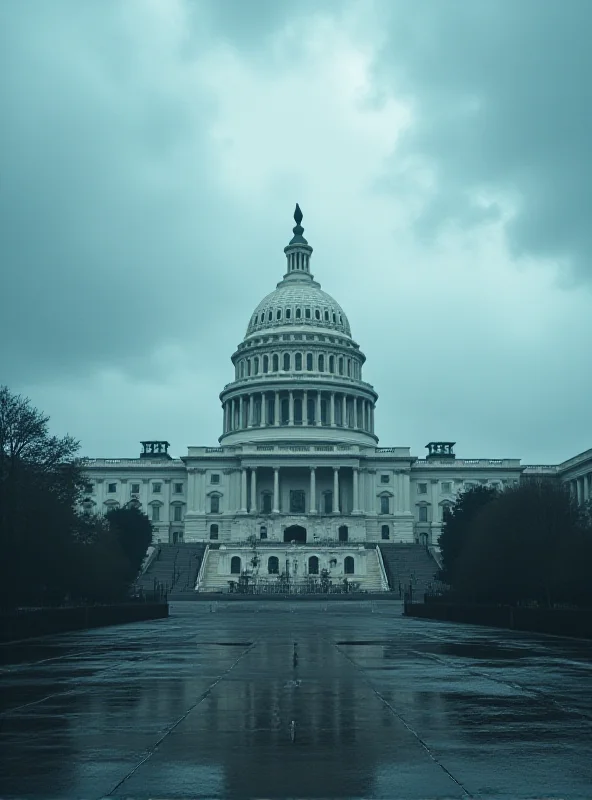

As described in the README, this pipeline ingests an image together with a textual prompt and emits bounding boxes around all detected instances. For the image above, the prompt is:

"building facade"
[81,208,592,561]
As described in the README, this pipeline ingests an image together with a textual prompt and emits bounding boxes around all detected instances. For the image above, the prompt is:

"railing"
[195,545,210,591]
[375,546,390,592]
[413,458,522,467]
[81,458,184,467]
[222,374,377,392]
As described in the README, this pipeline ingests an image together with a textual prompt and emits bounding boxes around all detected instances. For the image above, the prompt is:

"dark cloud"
[374,0,592,279]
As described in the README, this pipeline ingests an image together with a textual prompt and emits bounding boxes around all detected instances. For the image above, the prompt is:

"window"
[131,483,140,494]
[380,496,390,514]
[324,492,333,514]
[152,505,160,522]
[174,482,183,494]
[209,524,219,540]
[344,556,354,575]
[418,483,427,494]
[338,357,344,375]
[318,354,324,372]
[276,309,282,320]
[211,474,220,484]
[381,525,390,540]
[315,309,321,320]
[308,556,319,575]
[84,482,93,493]
[153,482,162,493]
[263,355,269,373]
[324,309,329,321]
[253,357,259,375]
[268,556,279,574]
[286,308,291,320]
[283,353,290,371]
[418,506,428,522]
[173,506,182,522]
[260,525,267,540]
[338,525,348,542]
[106,483,116,493]
[290,490,305,513]
[305,308,311,319]
[272,354,279,371]
[210,495,220,513]
[231,556,241,574]
[329,355,334,373]
[295,352,302,371]
[262,492,272,514]
[380,474,390,484]
[260,312,264,322]
[441,482,451,493]
[295,307,301,319]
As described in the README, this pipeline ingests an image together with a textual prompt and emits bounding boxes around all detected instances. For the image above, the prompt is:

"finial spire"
[289,203,308,245]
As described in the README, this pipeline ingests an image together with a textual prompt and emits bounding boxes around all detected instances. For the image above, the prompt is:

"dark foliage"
[0,386,149,609]
[105,506,153,581]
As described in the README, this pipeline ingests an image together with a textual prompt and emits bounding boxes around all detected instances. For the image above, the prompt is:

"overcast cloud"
[1,0,590,464]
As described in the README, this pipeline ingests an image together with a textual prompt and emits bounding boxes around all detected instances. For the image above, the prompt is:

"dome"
[246,278,352,337]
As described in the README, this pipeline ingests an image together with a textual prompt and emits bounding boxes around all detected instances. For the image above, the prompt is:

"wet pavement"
[1,601,592,799]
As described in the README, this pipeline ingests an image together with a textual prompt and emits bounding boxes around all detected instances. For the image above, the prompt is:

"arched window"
[152,505,160,522]
[253,357,259,375]
[260,312,265,322]
[332,312,336,323]
[281,398,290,425]
[247,359,252,376]
[296,307,302,319]
[381,525,390,540]
[260,525,267,539]
[268,556,279,574]
[286,308,291,320]
[294,398,302,425]
[324,309,329,321]
[329,355,335,373]
[318,354,325,372]
[210,524,219,540]
[380,496,390,515]
[268,310,273,322]
[240,361,245,377]
[339,314,343,323]
[272,354,279,372]
[283,353,290,371]
[295,352,302,371]
[305,308,311,319]
[263,355,269,373]
[306,353,313,370]
[210,495,220,513]
[315,309,321,320]
[276,308,282,320]
[338,525,348,542]
[338,357,344,375]
[308,556,319,575]
[347,358,351,376]
[231,556,241,574]
[344,556,354,575]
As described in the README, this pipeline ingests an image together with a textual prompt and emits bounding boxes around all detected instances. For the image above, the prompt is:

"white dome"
[247,279,351,337]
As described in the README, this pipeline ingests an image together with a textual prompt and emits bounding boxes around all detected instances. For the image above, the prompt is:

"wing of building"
[80,207,592,594]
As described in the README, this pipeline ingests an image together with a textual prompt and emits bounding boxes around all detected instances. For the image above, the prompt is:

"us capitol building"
[81,207,592,590]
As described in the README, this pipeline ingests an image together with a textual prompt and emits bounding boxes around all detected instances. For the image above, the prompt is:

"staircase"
[198,548,229,593]
[363,548,387,592]
[378,544,439,599]
[135,543,207,598]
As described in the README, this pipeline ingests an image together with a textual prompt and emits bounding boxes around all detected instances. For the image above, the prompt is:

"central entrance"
[284,524,307,544]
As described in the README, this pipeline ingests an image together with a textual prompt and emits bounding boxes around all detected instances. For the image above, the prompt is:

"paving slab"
[1,600,591,799]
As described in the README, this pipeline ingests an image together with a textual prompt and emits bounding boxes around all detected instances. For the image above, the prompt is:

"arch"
[294,352,302,371]
[381,524,390,540]
[318,354,325,372]
[272,354,279,372]
[284,525,306,544]
[283,352,290,371]
[260,525,268,539]
[324,309,329,321]
[268,556,279,574]
[306,352,313,371]
[305,308,311,319]
[210,523,219,540]
[230,556,241,574]
[253,356,259,375]
[344,556,355,575]
[315,308,321,320]
[308,555,319,575]
[338,525,348,542]
[263,354,269,373]
[286,308,292,320]
[295,307,302,319]
[268,310,273,322]
[276,308,282,320]
[329,355,335,373]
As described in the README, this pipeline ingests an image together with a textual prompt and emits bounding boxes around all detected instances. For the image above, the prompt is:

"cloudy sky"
[2,0,591,464]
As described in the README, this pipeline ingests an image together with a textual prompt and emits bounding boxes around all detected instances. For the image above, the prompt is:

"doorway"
[338,525,348,542]
[284,525,307,544]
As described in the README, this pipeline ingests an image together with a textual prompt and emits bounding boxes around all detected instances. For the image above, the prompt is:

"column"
[342,395,347,427]
[577,477,583,505]
[288,391,294,426]
[239,395,244,429]
[303,390,308,425]
[309,467,317,513]
[230,398,235,431]
[272,468,280,513]
[403,472,411,512]
[330,393,335,426]
[316,391,322,426]
[333,467,340,513]
[352,467,359,513]
[248,394,254,427]
[250,468,257,513]
[274,392,280,426]
[431,479,439,524]
[261,392,267,426]
[370,405,375,434]
[585,474,591,503]
[353,397,358,429]
[240,468,248,512]
[196,469,206,514]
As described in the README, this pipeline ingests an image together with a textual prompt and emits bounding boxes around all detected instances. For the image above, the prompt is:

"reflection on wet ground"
[1,600,592,799]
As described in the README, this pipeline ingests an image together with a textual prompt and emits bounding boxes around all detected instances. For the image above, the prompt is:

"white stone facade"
[80,208,592,550]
